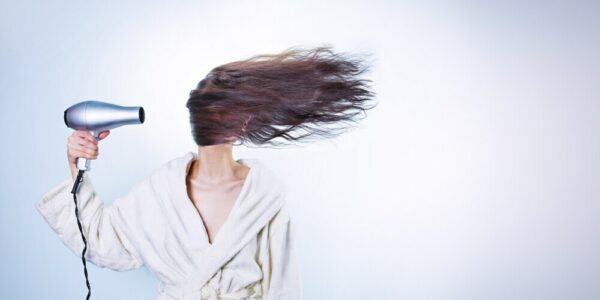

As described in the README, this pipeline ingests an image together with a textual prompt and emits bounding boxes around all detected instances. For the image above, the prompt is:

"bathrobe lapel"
[173,152,285,290]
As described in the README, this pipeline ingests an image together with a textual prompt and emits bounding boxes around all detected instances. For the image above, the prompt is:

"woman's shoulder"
[156,151,195,174]
[244,158,289,195]
[125,151,193,194]
[147,151,194,180]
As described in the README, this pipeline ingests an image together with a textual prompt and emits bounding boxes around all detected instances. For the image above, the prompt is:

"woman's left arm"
[264,212,302,299]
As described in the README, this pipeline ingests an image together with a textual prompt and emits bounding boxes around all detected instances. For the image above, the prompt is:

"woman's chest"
[187,180,245,244]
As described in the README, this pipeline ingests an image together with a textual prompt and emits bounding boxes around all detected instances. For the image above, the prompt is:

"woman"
[37,46,376,299]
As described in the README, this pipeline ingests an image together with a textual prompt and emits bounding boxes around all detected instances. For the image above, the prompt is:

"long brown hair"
[186,46,377,146]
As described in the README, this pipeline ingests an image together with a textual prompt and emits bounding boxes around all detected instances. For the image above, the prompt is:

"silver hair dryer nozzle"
[64,100,145,171]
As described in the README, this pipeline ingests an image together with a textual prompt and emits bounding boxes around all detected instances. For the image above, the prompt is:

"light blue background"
[2,1,599,299]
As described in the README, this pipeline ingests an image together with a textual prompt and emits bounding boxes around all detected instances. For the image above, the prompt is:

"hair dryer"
[64,100,145,171]
[63,100,144,300]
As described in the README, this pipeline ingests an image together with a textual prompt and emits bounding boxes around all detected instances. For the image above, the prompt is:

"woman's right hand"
[67,130,110,180]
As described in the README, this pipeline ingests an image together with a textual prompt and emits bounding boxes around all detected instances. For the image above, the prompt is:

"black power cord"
[70,169,91,300]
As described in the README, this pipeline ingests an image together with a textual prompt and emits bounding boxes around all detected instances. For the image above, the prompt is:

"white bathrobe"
[36,151,301,299]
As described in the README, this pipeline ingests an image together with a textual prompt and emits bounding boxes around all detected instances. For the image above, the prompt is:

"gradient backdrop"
[1,1,599,299]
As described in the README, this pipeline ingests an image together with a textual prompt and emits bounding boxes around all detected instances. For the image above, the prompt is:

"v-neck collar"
[181,151,256,248]
[170,151,285,290]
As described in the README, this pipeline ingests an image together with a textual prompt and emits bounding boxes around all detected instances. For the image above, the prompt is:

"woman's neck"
[191,143,238,183]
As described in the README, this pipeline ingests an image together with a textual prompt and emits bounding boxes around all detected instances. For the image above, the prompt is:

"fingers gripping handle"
[76,131,101,171]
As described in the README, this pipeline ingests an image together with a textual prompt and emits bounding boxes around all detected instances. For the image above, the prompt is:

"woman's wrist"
[69,163,79,182]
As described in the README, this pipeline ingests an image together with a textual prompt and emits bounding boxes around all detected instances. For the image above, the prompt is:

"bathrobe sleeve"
[264,208,302,299]
[36,172,144,271]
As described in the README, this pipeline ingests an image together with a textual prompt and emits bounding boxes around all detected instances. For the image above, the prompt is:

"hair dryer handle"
[76,131,101,171]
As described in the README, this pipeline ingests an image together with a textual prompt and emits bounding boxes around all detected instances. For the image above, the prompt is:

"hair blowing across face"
[186,46,377,146]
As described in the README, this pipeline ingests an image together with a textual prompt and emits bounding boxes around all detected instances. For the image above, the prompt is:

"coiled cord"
[71,169,91,300]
